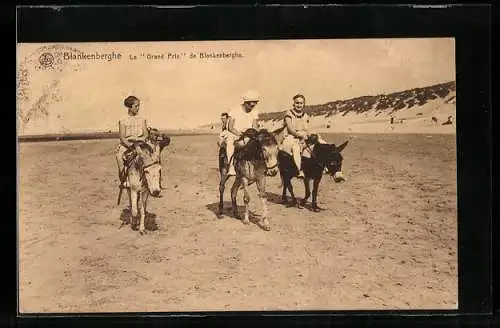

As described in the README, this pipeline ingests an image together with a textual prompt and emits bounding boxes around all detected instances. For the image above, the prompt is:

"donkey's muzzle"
[151,190,161,198]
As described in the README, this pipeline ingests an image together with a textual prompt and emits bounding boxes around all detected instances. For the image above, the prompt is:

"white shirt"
[120,114,146,139]
[283,109,309,138]
[219,128,231,140]
[228,105,259,132]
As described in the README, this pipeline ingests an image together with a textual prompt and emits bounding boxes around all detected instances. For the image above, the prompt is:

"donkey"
[118,138,168,235]
[278,135,348,212]
[219,128,280,231]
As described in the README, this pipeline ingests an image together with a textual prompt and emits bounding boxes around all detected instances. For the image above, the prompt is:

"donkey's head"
[134,142,162,197]
[255,129,279,177]
[318,140,348,182]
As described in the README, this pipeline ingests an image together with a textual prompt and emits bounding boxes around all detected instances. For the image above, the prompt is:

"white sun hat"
[242,90,260,103]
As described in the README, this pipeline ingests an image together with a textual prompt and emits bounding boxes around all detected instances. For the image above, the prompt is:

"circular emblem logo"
[38,52,54,68]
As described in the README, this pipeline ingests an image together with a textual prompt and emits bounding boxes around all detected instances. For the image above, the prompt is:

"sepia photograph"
[17,38,458,313]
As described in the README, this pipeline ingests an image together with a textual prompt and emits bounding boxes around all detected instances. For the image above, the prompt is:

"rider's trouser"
[226,134,251,174]
[116,144,128,180]
[281,135,304,172]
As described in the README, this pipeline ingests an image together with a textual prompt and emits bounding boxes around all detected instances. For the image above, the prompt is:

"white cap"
[242,90,260,103]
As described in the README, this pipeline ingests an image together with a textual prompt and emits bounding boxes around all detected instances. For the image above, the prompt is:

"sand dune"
[307,95,456,134]
[200,81,456,135]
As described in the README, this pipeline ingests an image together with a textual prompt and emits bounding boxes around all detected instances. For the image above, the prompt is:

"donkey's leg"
[312,177,323,212]
[256,176,271,231]
[287,179,302,209]
[301,177,312,206]
[130,189,139,228]
[281,176,288,203]
[138,191,147,235]
[230,178,242,219]
[241,177,251,225]
[125,187,132,224]
[219,171,229,216]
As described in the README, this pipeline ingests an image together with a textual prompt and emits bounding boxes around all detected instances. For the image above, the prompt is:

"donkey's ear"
[336,140,349,152]
[159,135,171,152]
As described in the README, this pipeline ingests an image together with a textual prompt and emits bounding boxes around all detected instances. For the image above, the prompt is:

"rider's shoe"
[333,171,346,182]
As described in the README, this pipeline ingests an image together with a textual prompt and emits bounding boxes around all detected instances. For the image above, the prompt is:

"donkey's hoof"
[261,218,271,231]
[312,206,321,213]
[296,202,303,209]
[242,218,250,225]
[289,199,302,208]
[300,199,307,207]
[281,197,288,204]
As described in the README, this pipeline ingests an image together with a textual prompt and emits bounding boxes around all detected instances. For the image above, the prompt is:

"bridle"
[139,159,161,183]
[142,160,160,170]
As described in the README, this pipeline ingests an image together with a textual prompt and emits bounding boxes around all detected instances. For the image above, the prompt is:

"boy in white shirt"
[225,90,261,176]
[217,112,230,149]
[116,95,149,188]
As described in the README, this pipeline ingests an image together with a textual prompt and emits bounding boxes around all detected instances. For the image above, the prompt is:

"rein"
[266,163,278,170]
[142,160,160,170]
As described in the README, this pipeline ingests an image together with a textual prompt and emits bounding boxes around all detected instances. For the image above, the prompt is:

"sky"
[17,38,455,135]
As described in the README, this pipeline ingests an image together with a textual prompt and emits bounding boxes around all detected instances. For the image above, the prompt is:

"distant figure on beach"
[442,116,453,125]
[390,116,394,124]
[217,112,230,149]
[431,116,438,124]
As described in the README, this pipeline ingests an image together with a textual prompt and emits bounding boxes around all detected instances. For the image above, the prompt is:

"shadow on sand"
[119,208,159,231]
[265,192,327,212]
[206,201,271,231]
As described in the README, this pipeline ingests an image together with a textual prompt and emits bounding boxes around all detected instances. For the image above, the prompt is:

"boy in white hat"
[225,90,261,176]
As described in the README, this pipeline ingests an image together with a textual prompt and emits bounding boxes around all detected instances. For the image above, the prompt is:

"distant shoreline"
[18,130,455,143]
[17,131,219,143]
